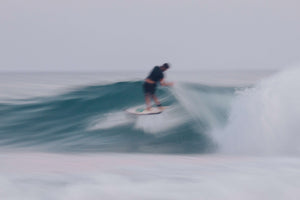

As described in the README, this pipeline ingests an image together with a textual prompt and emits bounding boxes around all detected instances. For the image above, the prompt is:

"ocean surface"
[1,69,300,200]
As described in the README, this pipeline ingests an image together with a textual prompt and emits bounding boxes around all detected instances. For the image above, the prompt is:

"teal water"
[1,70,300,200]
[0,81,235,153]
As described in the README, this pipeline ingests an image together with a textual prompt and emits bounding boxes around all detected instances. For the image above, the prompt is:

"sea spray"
[212,68,300,155]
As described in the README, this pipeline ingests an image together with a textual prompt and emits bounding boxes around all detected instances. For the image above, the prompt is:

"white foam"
[212,67,300,155]
[134,106,187,134]
[0,153,300,200]
[88,106,187,135]
[88,112,134,130]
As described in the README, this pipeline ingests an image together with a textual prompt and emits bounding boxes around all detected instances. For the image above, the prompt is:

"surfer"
[143,63,174,111]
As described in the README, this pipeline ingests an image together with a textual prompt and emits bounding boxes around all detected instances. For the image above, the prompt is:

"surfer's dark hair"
[162,63,170,69]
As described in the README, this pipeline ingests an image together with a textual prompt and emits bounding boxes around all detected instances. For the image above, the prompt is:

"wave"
[0,81,234,153]
[1,68,299,155]
[212,68,300,155]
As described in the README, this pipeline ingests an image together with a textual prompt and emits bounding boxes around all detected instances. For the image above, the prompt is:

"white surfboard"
[125,106,168,115]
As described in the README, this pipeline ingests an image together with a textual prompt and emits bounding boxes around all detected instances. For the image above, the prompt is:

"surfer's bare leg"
[145,94,152,110]
[151,94,161,107]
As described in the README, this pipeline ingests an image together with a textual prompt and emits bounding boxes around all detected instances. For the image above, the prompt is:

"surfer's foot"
[156,104,163,109]
[146,107,152,111]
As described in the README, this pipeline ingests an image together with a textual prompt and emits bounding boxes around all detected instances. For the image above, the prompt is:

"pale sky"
[1,0,299,71]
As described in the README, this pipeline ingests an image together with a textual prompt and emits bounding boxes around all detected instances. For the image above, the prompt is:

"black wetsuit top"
[143,66,164,94]
[147,66,164,83]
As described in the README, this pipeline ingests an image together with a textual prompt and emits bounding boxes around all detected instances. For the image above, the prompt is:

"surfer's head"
[160,63,170,71]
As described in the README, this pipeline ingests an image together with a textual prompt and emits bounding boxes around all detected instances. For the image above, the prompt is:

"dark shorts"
[143,82,156,95]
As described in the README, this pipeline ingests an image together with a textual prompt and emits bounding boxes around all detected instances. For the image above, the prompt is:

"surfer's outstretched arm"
[160,79,174,86]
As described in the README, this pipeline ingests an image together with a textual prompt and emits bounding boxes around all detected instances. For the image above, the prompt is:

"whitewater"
[0,69,300,200]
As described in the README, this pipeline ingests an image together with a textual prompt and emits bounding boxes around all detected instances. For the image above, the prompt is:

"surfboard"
[125,106,168,115]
